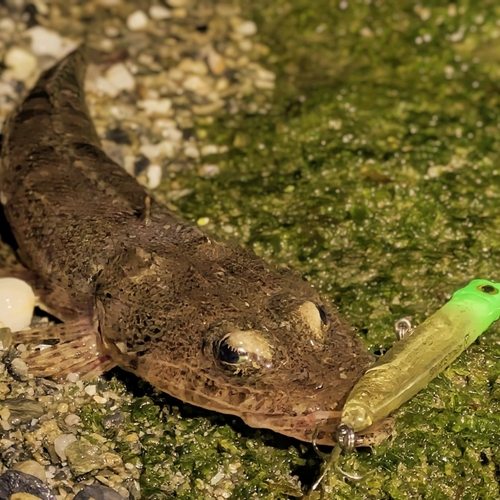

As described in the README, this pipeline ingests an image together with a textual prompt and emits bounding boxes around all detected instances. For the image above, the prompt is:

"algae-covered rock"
[66,439,123,476]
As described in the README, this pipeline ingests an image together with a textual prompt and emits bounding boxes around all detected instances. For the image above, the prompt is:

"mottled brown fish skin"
[0,49,373,445]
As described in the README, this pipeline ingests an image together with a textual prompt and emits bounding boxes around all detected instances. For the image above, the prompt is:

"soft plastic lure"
[314,279,500,486]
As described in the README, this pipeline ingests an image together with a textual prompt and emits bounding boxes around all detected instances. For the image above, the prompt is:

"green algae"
[78,379,304,499]
[155,0,500,498]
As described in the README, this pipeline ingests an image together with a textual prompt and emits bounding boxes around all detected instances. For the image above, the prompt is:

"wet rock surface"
[0,470,56,500]
[0,470,125,500]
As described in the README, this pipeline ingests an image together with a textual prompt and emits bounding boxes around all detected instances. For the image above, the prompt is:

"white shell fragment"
[0,278,36,332]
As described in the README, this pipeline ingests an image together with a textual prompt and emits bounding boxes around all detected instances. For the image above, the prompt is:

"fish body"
[341,279,500,433]
[0,49,373,444]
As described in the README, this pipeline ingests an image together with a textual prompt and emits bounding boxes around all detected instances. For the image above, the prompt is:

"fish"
[0,48,375,445]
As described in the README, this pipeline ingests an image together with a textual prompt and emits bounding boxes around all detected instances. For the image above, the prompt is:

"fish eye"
[215,330,273,372]
[476,284,499,295]
[316,305,329,326]
[217,338,247,364]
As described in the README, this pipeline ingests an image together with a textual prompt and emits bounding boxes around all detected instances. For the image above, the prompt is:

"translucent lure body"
[341,279,500,432]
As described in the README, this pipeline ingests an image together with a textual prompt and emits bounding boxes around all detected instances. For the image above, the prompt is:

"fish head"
[95,241,373,445]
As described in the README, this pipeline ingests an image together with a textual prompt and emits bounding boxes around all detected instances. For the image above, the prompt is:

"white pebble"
[0,278,35,332]
[234,20,257,37]
[140,141,177,160]
[199,164,220,178]
[104,63,136,95]
[28,26,63,57]
[200,144,219,156]
[94,76,120,98]
[184,145,200,159]
[66,372,80,383]
[256,67,276,82]
[84,384,97,396]
[149,5,171,20]
[138,98,172,116]
[178,58,208,76]
[65,414,81,427]
[10,358,29,378]
[183,75,210,95]
[207,48,226,76]
[127,10,149,31]
[54,434,77,461]
[147,164,162,189]
[4,47,37,81]
[160,126,183,142]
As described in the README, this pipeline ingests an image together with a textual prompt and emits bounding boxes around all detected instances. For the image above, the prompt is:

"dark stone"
[74,484,124,500]
[0,470,56,500]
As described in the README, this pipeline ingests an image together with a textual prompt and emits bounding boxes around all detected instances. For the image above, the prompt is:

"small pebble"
[3,398,44,423]
[199,164,220,178]
[54,434,77,461]
[140,141,176,160]
[184,144,200,159]
[66,439,122,476]
[92,395,107,404]
[233,19,257,37]
[200,144,219,156]
[10,358,30,380]
[11,493,45,500]
[4,47,37,81]
[0,17,15,34]
[207,48,226,76]
[138,98,172,116]
[74,484,124,500]
[84,385,96,396]
[66,372,80,383]
[126,10,149,31]
[146,164,162,189]
[64,414,81,427]
[182,74,205,92]
[0,407,10,421]
[104,63,136,95]
[0,327,13,350]
[149,5,171,20]
[56,402,68,414]
[101,412,125,430]
[13,461,46,482]
[178,58,208,76]
[27,26,64,57]
[0,278,35,332]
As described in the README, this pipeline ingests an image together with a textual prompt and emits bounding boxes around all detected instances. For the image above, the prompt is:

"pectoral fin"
[14,319,116,381]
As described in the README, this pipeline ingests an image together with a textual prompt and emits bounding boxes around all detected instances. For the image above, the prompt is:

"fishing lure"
[315,279,500,485]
